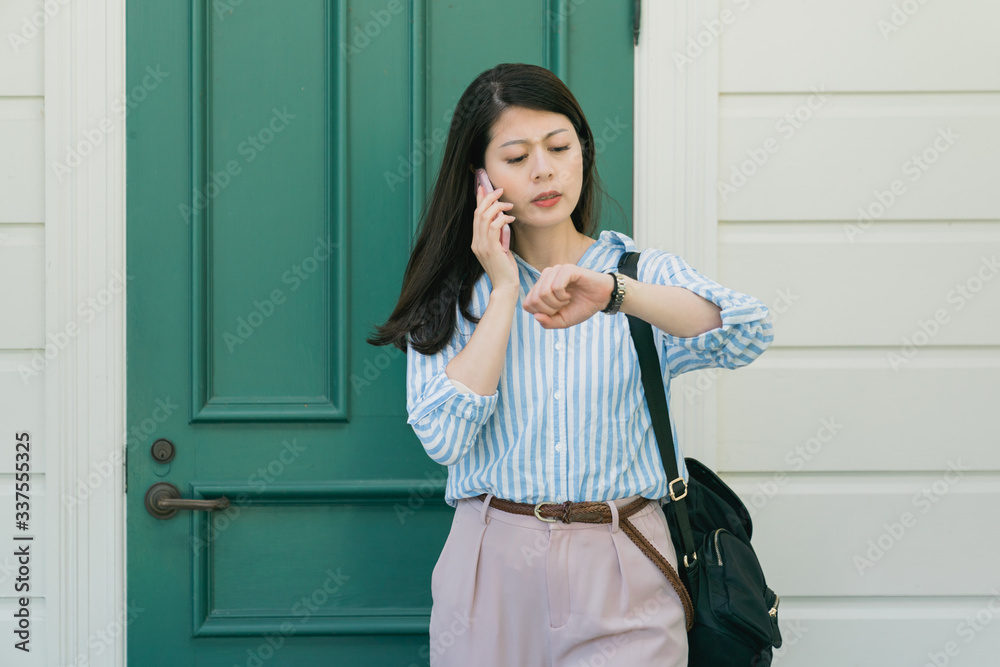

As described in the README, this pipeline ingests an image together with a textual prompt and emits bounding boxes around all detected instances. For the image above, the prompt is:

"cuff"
[449,376,478,395]
[663,291,768,346]
[407,371,500,426]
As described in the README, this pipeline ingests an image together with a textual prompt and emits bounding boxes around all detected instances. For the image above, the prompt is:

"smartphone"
[475,168,510,252]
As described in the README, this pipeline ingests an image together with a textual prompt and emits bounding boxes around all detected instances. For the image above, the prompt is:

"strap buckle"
[668,476,688,502]
[534,501,559,523]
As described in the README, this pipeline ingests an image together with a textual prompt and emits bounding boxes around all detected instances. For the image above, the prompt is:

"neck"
[512,220,593,271]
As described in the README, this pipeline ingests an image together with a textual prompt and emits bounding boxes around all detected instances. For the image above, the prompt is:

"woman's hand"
[471,185,518,292]
[523,265,614,328]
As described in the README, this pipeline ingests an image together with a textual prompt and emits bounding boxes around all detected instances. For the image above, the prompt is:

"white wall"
[2,0,127,664]
[713,0,1000,664]
[0,0,48,664]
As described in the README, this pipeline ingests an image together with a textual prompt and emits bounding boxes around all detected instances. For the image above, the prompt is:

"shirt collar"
[512,230,635,277]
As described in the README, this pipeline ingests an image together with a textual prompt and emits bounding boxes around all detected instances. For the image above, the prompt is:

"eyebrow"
[498,128,569,148]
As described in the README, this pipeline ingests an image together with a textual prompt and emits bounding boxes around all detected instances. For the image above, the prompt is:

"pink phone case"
[475,169,510,252]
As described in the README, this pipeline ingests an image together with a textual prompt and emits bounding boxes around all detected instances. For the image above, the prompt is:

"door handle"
[144,481,231,520]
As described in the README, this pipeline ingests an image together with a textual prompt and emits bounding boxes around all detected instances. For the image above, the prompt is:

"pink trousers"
[428,493,689,667]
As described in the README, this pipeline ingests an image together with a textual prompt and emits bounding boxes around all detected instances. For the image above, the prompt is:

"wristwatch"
[602,271,626,315]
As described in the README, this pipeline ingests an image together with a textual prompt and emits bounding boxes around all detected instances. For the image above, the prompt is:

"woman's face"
[482,106,584,234]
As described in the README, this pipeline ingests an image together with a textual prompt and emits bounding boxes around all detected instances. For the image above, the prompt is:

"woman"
[369,63,773,666]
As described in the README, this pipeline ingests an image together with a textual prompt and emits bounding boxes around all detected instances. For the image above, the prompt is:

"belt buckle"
[534,501,560,523]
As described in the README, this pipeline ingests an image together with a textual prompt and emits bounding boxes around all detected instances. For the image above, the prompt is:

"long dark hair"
[368,63,605,355]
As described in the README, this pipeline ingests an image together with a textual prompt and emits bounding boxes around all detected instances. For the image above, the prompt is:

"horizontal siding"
[720,0,1000,92]
[0,353,45,474]
[727,473,999,596]
[0,225,45,348]
[0,99,44,224]
[715,3,1000,665]
[770,599,1000,665]
[717,350,1000,471]
[718,93,1000,222]
[718,222,1000,346]
[0,1,48,651]
[0,0,45,96]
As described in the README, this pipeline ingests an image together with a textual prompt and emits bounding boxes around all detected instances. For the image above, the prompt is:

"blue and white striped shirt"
[406,230,772,509]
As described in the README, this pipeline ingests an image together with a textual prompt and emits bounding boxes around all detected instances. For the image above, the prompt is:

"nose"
[531,152,554,182]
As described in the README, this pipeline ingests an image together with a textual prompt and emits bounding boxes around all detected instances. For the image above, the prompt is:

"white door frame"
[45,0,128,664]
[634,0,720,466]
[45,0,712,663]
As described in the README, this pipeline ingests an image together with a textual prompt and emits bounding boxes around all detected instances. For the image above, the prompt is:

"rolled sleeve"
[405,319,499,466]
[638,249,774,377]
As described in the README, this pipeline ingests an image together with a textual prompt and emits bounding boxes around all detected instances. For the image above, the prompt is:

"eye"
[551,145,571,152]
[506,154,527,165]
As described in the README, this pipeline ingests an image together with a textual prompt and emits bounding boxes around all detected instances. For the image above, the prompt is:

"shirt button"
[463,408,473,419]
[554,390,563,400]
[555,341,564,351]
[555,443,564,453]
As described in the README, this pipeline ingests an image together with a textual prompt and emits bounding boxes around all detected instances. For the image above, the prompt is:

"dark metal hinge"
[633,0,641,46]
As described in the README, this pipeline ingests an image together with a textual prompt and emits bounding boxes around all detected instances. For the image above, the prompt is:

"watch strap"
[602,271,626,314]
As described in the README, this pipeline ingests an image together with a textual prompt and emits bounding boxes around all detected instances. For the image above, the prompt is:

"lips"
[532,191,560,202]
[532,191,561,207]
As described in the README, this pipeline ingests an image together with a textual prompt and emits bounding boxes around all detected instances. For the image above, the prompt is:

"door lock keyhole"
[151,438,175,463]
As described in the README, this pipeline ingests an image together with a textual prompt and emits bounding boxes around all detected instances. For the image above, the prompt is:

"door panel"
[127,1,633,663]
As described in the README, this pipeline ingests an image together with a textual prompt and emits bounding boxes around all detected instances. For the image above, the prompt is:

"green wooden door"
[126,1,634,664]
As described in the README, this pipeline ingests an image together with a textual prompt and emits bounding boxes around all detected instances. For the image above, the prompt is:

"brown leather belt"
[475,493,694,630]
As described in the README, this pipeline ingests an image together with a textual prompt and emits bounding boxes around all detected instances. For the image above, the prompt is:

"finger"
[532,311,565,329]
[531,270,564,315]
[483,200,514,226]
[532,311,551,327]
[550,270,573,302]
[478,186,504,212]
[543,269,575,311]
[491,213,516,230]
